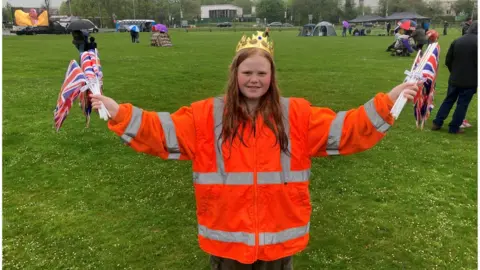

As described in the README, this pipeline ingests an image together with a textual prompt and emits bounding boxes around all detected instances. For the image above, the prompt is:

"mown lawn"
[3,29,476,269]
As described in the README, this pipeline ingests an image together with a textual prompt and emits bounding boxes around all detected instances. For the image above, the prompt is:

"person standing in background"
[411,24,427,51]
[432,22,477,134]
[462,18,472,35]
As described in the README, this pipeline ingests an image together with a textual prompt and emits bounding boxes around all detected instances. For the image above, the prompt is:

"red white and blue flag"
[54,60,87,131]
[413,44,440,128]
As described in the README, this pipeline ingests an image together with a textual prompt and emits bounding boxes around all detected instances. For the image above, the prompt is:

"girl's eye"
[243,71,252,75]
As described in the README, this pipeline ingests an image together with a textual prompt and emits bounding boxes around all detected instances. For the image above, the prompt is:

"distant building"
[200,4,243,19]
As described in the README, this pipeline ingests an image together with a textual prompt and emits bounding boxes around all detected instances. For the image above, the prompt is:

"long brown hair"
[220,48,289,154]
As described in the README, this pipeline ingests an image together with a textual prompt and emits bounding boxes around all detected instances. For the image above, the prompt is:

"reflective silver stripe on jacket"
[199,225,255,246]
[363,99,391,133]
[213,98,227,183]
[120,106,143,144]
[326,111,346,156]
[193,170,311,185]
[120,106,181,159]
[259,222,310,245]
[157,112,181,159]
[325,99,391,155]
[280,97,291,184]
[198,222,310,246]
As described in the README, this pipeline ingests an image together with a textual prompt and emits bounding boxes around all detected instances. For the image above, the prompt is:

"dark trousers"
[210,255,293,270]
[433,84,476,133]
[75,43,85,53]
[131,33,136,43]
[386,41,395,51]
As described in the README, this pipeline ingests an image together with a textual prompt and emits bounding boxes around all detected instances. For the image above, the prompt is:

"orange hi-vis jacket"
[108,93,394,264]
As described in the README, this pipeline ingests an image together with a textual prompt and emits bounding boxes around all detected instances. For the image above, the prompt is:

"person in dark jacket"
[443,21,449,35]
[462,18,472,35]
[432,21,477,134]
[130,29,137,43]
[411,25,427,51]
[72,30,88,52]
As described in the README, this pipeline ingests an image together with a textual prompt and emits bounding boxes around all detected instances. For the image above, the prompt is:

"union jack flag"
[54,60,87,132]
[422,45,439,81]
[92,49,103,80]
[80,50,103,79]
[413,43,440,129]
[79,50,104,119]
[80,51,96,80]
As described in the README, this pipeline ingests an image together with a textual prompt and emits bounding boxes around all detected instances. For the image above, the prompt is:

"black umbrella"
[67,19,95,31]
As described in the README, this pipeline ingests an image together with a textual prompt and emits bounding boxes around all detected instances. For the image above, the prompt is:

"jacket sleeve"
[308,92,394,157]
[445,41,455,72]
[107,103,196,160]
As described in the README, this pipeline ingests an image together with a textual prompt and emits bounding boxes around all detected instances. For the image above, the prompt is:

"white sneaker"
[460,120,472,128]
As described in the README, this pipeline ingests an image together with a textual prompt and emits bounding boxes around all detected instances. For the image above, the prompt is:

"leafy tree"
[344,0,357,20]
[2,2,14,23]
[453,0,476,17]
[256,0,285,22]
[233,0,254,14]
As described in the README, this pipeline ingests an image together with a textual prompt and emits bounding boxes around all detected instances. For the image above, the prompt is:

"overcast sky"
[3,0,63,8]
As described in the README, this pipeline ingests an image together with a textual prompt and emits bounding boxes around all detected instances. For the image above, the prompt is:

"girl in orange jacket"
[91,31,418,269]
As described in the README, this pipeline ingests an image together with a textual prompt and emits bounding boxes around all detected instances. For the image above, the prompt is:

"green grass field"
[3,29,477,269]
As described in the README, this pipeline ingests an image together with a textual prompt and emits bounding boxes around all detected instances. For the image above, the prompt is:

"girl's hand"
[387,82,420,103]
[90,94,120,119]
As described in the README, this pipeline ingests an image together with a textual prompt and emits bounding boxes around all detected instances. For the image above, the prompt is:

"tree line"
[2,0,477,27]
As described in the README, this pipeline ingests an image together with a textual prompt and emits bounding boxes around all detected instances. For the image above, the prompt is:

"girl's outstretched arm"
[306,82,418,157]
[91,95,195,160]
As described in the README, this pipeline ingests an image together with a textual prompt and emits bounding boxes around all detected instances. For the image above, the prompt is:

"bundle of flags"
[390,42,440,129]
[53,49,109,132]
[53,60,87,131]
[79,49,104,128]
[413,44,440,129]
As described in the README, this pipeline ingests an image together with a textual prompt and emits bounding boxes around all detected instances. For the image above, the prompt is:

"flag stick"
[390,42,438,119]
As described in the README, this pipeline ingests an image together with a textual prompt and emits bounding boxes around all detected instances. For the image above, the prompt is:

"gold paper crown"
[235,31,274,55]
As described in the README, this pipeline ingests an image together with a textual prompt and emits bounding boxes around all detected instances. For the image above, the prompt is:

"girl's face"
[237,53,272,101]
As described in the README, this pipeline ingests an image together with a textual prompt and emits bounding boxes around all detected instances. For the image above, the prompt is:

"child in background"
[88,36,97,50]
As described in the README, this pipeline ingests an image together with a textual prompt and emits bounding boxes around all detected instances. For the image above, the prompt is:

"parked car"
[84,19,99,33]
[217,22,232,27]
[88,26,99,33]
[282,23,294,27]
[16,22,68,35]
[267,22,283,27]
[15,26,37,35]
